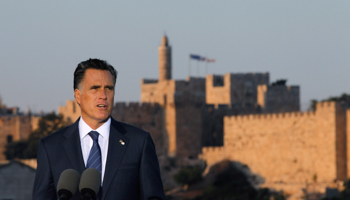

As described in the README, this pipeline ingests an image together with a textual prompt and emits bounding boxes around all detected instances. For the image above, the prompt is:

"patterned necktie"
[86,131,102,173]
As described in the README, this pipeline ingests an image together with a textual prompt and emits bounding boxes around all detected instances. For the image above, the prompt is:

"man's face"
[74,69,115,129]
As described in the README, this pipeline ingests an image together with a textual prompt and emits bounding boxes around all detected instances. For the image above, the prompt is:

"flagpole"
[205,55,208,75]
[188,56,191,77]
[206,62,208,75]
[196,61,199,78]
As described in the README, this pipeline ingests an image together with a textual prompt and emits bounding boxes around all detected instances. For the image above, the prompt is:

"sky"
[0,1,349,113]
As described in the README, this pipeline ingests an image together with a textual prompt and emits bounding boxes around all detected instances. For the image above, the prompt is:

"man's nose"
[99,89,107,99]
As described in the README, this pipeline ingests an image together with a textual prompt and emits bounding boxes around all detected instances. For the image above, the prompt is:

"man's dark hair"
[74,58,118,90]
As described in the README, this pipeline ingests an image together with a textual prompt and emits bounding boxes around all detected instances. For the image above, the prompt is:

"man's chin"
[97,115,111,123]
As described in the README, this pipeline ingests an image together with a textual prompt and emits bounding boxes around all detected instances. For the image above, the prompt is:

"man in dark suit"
[32,59,165,200]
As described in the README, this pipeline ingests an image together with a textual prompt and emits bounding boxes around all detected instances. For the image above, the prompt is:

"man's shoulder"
[41,122,78,143]
[111,118,149,137]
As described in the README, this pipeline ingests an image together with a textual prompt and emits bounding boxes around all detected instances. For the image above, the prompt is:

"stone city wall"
[201,101,346,194]
[174,104,203,158]
[259,85,300,113]
[111,102,166,156]
[206,73,269,107]
[0,116,33,161]
[58,100,80,123]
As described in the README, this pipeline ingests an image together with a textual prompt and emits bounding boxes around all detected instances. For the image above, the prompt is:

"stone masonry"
[58,100,80,124]
[258,84,300,113]
[206,73,269,107]
[0,99,40,161]
[200,101,347,196]
[111,102,166,156]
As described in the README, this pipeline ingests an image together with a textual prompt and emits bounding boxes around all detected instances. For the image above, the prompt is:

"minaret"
[158,35,172,81]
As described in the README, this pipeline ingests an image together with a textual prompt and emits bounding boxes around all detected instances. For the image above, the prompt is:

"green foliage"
[309,99,318,111]
[30,112,67,139]
[326,93,350,103]
[193,161,285,200]
[173,165,203,186]
[4,112,67,159]
[271,79,287,86]
[309,93,350,111]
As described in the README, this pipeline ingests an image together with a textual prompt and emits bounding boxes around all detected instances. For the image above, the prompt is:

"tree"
[193,160,285,200]
[308,93,350,111]
[271,79,287,86]
[173,165,203,186]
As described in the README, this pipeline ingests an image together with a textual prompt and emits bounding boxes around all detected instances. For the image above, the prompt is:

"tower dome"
[158,35,172,81]
[161,35,168,46]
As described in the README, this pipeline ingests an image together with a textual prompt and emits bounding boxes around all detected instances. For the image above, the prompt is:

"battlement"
[316,101,337,109]
[217,99,347,187]
[201,146,225,153]
[174,79,205,91]
[185,76,206,83]
[229,72,269,77]
[208,72,269,86]
[267,84,299,92]
[114,102,160,110]
[287,85,299,91]
[225,110,319,122]
[259,84,300,113]
[206,72,270,106]
[142,79,158,84]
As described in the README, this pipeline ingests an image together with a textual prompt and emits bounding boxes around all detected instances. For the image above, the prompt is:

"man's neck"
[81,116,110,130]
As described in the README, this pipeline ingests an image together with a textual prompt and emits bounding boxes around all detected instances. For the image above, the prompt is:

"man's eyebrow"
[90,85,101,89]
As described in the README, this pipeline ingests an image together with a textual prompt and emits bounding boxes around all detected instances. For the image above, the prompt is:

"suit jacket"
[32,117,165,200]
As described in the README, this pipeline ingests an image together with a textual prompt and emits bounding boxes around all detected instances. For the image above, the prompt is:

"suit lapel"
[62,119,85,174]
[101,119,129,199]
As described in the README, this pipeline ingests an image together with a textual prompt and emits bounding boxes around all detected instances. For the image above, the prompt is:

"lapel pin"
[119,139,125,145]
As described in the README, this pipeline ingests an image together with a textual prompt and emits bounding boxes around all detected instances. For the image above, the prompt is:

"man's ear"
[74,89,81,106]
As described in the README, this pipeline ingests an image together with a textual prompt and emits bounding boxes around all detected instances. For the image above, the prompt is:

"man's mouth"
[97,104,107,108]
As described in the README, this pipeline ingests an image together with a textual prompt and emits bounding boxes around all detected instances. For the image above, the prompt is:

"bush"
[173,165,203,186]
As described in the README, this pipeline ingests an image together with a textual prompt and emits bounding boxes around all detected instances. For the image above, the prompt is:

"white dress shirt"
[79,117,110,184]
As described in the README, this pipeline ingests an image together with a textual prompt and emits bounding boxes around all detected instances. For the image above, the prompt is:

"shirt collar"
[79,116,111,140]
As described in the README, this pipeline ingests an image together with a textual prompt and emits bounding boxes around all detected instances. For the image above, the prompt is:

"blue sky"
[0,1,349,112]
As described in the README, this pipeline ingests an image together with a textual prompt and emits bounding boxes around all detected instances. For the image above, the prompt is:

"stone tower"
[158,35,172,81]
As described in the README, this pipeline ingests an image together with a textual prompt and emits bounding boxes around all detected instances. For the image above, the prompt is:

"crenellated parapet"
[257,83,300,113]
[114,101,155,108]
[113,102,162,115]
[225,110,316,121]
[205,100,347,189]
[206,72,270,107]
[142,79,158,84]
[201,146,226,153]
[316,100,337,109]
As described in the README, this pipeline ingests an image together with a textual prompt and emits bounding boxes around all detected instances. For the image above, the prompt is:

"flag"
[205,58,216,63]
[190,54,205,61]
